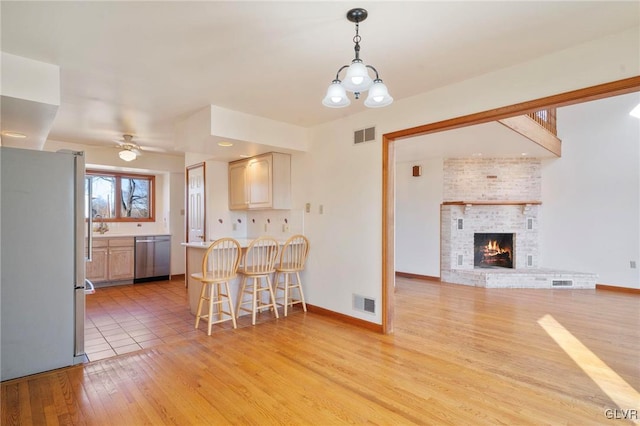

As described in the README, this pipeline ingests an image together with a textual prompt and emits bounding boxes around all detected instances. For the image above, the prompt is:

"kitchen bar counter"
[182,237,289,316]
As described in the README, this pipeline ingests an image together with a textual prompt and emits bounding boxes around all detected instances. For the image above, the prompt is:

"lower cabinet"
[86,237,135,285]
[86,240,109,282]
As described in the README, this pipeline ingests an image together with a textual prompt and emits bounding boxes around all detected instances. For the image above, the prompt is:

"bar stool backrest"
[278,234,310,272]
[202,238,242,280]
[244,236,279,275]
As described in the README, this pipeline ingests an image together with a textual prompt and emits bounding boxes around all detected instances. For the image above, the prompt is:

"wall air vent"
[552,280,573,287]
[353,294,376,314]
[354,126,376,144]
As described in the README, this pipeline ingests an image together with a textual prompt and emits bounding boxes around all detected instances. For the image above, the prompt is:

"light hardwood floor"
[2,278,639,425]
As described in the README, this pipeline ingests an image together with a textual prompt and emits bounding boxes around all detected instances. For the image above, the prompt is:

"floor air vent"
[354,126,375,144]
[552,280,573,287]
[353,294,376,314]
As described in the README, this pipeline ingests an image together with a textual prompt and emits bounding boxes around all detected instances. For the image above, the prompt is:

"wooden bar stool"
[236,236,280,325]
[274,235,309,316]
[192,238,241,335]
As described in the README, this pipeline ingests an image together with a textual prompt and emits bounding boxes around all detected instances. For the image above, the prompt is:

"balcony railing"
[527,108,557,135]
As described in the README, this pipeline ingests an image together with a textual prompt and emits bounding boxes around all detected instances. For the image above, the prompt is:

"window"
[87,171,155,222]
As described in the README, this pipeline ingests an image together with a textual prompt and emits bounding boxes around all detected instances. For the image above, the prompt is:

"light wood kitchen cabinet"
[86,237,134,285]
[228,161,249,210]
[107,238,135,281]
[228,152,291,210]
[86,240,109,282]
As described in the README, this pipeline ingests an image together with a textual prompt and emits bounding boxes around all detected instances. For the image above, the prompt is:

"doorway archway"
[381,76,640,334]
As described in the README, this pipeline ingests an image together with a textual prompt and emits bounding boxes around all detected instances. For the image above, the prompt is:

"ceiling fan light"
[342,61,373,92]
[119,149,137,161]
[322,81,351,108]
[364,80,393,108]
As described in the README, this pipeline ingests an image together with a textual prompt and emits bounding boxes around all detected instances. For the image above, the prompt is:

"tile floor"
[84,279,198,361]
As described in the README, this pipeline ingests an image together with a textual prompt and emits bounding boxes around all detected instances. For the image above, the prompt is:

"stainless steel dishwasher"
[134,235,171,283]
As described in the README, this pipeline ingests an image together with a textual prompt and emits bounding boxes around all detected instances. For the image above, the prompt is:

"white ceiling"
[1,1,638,159]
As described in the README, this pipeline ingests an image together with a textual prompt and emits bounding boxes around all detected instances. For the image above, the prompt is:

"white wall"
[294,27,639,323]
[541,92,640,288]
[169,172,185,275]
[1,52,59,105]
[395,159,442,277]
[297,122,384,321]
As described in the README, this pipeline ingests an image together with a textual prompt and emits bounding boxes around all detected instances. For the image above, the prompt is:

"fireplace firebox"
[474,233,514,269]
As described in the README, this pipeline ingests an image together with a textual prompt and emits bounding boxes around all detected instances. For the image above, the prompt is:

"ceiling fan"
[114,134,142,161]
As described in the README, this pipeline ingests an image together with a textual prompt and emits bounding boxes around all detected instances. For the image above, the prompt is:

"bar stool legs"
[195,281,238,335]
[236,273,279,325]
[274,235,309,317]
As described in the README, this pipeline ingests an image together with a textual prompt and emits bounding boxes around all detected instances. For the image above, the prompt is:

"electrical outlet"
[305,203,311,213]
[319,204,324,214]
[264,224,268,232]
[232,223,237,231]
[631,260,637,269]
[282,224,289,232]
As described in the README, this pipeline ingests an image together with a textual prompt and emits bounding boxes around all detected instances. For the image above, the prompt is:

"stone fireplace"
[440,158,596,289]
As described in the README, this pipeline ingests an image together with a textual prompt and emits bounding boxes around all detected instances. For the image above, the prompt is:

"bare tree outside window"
[86,171,154,222]
[121,178,150,218]
[89,176,116,219]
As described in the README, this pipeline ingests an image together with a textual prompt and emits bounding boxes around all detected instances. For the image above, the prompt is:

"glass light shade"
[119,149,137,161]
[364,80,393,108]
[341,61,373,93]
[322,81,351,108]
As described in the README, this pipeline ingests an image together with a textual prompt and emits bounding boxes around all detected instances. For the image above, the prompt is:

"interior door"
[187,163,206,242]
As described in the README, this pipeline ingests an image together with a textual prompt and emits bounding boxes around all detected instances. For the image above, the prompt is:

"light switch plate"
[305,203,311,213]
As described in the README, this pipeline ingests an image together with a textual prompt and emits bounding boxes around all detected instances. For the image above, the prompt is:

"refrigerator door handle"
[87,176,93,261]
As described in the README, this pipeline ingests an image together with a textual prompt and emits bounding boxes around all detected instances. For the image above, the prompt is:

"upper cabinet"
[228,161,249,210]
[229,152,291,210]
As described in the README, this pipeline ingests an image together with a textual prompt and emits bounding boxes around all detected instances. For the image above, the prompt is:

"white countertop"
[93,233,171,239]
[182,238,287,249]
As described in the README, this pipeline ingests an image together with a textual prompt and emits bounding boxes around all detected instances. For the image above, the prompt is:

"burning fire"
[475,234,514,268]
[482,240,512,260]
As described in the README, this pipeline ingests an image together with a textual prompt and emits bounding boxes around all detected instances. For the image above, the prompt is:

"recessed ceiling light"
[239,154,251,158]
[217,141,233,147]
[472,152,483,157]
[2,131,27,138]
[521,152,528,156]
[630,103,640,119]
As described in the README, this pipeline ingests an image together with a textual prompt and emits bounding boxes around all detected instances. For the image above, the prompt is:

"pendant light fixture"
[322,8,393,109]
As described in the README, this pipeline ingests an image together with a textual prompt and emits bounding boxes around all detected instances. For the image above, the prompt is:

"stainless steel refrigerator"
[1,147,87,381]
